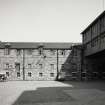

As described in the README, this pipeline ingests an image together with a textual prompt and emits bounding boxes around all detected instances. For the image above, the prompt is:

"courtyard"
[0,81,105,105]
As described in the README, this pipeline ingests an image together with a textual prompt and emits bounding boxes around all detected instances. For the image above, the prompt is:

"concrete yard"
[0,81,105,105]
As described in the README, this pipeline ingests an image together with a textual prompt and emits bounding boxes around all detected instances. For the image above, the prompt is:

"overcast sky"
[0,0,104,42]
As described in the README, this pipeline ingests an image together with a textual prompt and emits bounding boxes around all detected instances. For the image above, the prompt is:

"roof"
[0,42,81,49]
[81,11,105,34]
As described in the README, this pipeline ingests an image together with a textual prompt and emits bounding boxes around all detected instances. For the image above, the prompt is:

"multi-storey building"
[0,42,81,81]
[81,11,105,80]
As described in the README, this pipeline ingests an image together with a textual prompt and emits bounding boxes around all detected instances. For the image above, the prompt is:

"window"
[16,49,21,55]
[50,49,55,55]
[27,49,32,55]
[28,72,32,77]
[73,49,77,56]
[61,64,65,70]
[62,64,64,68]
[5,63,9,69]
[17,72,20,77]
[39,49,43,55]
[60,50,65,55]
[39,64,43,69]
[4,49,10,55]
[6,72,9,77]
[28,64,32,68]
[38,46,44,55]
[15,63,20,72]
[100,16,105,31]
[71,63,77,70]
[50,64,54,70]
[50,73,54,77]
[39,73,43,77]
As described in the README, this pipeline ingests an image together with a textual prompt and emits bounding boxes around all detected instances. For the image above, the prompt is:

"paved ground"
[0,81,105,105]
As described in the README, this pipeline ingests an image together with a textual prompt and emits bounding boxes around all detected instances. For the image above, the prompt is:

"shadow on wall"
[59,45,82,81]
[12,86,74,105]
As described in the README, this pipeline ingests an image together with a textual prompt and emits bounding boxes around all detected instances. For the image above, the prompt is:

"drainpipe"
[56,49,59,80]
[80,47,83,81]
[23,49,25,80]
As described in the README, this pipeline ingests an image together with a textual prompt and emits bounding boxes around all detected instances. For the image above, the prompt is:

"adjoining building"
[60,44,83,81]
[0,42,81,81]
[81,11,105,80]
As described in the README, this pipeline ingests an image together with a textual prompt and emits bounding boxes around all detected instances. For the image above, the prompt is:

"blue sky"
[0,0,104,42]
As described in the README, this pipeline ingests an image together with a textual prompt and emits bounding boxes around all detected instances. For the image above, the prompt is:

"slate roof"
[0,42,81,49]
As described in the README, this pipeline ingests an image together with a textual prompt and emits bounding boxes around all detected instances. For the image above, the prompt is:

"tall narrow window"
[4,49,10,55]
[73,50,77,56]
[16,49,21,55]
[38,45,44,55]
[60,50,65,55]
[39,49,43,55]
[15,63,20,72]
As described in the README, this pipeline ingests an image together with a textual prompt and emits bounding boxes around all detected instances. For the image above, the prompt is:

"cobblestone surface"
[0,81,105,105]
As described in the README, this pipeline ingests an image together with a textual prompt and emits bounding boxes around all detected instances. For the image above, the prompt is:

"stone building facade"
[60,44,82,80]
[0,42,81,81]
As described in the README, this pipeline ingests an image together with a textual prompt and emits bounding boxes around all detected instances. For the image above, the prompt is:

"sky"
[0,0,104,42]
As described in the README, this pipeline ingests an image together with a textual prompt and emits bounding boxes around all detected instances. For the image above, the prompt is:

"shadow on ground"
[60,80,105,91]
[12,81,105,105]
[12,86,74,105]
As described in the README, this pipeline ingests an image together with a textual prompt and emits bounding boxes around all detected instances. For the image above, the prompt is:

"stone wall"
[0,48,72,81]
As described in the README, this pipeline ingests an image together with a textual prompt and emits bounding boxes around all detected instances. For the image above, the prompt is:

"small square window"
[39,73,43,77]
[50,64,54,70]
[5,63,9,69]
[28,72,32,77]
[50,49,55,55]
[28,64,32,68]
[27,49,32,55]
[39,64,43,69]
[6,72,9,77]
[17,72,20,77]
[50,73,54,77]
